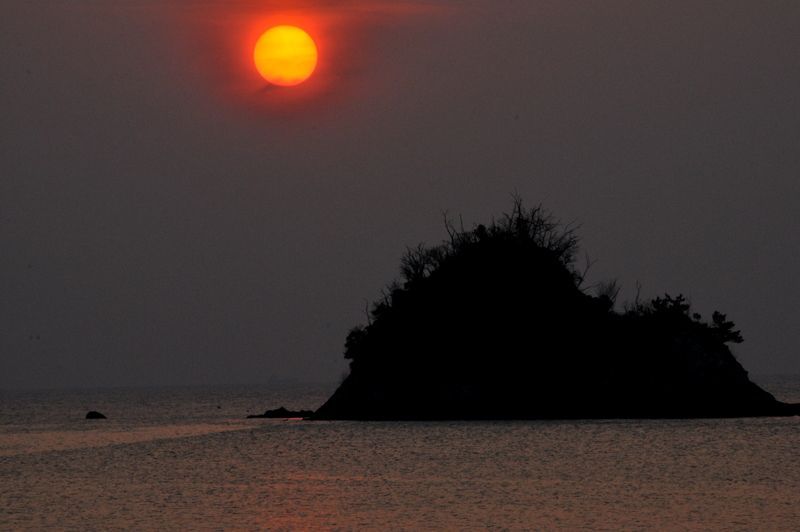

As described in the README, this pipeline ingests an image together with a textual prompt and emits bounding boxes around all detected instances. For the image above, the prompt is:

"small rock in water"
[247,406,314,418]
[86,411,107,419]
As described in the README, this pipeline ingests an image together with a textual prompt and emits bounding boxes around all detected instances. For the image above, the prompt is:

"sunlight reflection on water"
[1,380,799,531]
[0,423,255,456]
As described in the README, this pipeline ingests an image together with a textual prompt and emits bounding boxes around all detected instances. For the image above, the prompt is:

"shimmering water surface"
[2,377,799,531]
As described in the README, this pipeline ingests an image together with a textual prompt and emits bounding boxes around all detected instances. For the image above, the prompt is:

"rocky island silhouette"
[311,199,799,420]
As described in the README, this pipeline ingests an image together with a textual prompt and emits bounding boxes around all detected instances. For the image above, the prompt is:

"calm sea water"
[1,377,799,531]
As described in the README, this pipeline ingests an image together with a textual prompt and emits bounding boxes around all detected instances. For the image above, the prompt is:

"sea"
[1,376,799,531]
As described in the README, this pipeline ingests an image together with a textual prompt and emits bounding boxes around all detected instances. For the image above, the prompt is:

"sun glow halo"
[254,26,318,86]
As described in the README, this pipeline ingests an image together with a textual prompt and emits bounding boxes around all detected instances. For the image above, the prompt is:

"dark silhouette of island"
[314,198,800,420]
[85,411,107,419]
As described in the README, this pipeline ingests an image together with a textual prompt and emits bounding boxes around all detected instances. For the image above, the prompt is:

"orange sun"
[254,26,318,86]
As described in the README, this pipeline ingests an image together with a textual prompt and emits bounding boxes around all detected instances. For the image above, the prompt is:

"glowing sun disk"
[254,26,317,86]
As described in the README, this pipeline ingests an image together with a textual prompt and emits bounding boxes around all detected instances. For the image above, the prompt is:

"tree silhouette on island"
[312,198,799,420]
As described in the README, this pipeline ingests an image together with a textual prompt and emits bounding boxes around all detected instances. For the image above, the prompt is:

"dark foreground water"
[1,377,799,531]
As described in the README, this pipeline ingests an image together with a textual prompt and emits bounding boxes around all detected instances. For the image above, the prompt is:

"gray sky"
[2,0,799,389]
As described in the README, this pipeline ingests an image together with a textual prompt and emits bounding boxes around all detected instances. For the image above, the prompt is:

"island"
[313,199,800,420]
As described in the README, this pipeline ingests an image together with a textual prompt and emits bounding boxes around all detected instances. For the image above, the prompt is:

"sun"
[254,26,318,86]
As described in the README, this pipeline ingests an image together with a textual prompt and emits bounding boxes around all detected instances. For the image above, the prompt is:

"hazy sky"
[2,0,799,389]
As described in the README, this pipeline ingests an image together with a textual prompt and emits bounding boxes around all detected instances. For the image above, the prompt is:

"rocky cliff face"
[314,318,795,420]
